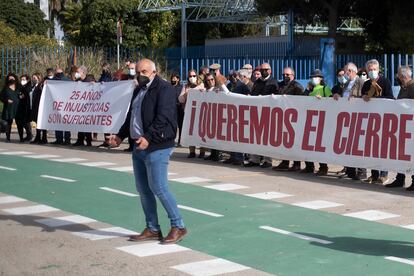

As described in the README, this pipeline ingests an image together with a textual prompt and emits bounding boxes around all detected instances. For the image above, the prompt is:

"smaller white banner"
[37,80,134,133]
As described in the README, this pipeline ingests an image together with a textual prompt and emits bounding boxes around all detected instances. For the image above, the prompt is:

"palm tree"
[59,1,82,44]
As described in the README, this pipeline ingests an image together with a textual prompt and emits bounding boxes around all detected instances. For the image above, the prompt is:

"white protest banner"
[37,80,134,133]
[182,89,414,174]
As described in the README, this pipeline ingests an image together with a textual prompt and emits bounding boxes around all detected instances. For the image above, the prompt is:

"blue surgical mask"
[337,76,347,84]
[368,70,379,80]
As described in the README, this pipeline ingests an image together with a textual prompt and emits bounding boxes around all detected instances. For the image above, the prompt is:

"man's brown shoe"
[162,227,187,244]
[128,228,163,242]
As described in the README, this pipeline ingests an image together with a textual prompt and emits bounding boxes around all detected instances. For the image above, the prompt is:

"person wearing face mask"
[245,63,278,168]
[272,67,304,172]
[170,73,184,147]
[108,58,187,245]
[357,69,368,82]
[302,69,332,175]
[15,74,33,142]
[72,65,93,147]
[51,68,71,145]
[332,69,347,99]
[178,69,205,158]
[361,59,394,185]
[45,68,55,80]
[385,65,414,191]
[123,62,137,152]
[29,72,47,144]
[0,73,21,142]
[333,63,367,180]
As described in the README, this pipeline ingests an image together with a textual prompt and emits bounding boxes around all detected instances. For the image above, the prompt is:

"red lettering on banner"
[227,104,238,142]
[314,111,326,152]
[364,113,381,158]
[250,106,270,145]
[302,110,318,151]
[381,113,398,159]
[283,108,297,148]
[398,114,413,161]
[269,107,283,147]
[238,105,249,143]
[351,113,368,156]
[198,102,208,142]
[345,113,357,155]
[188,101,197,136]
[206,103,217,139]
[333,112,349,154]
[53,101,63,111]
[216,103,226,141]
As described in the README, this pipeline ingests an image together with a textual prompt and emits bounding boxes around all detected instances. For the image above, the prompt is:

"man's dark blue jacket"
[118,75,178,152]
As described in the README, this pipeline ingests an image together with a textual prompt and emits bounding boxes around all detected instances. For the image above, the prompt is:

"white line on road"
[0,151,33,155]
[385,256,414,266]
[26,154,60,159]
[51,158,88,163]
[178,204,223,217]
[100,187,138,197]
[117,242,189,257]
[171,258,251,275]
[40,175,76,182]
[3,204,59,215]
[259,226,333,244]
[77,162,116,167]
[0,165,16,171]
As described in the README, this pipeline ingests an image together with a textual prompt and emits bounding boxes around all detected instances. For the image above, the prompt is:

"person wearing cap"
[272,67,304,172]
[361,59,393,185]
[302,69,332,175]
[209,63,227,87]
[242,64,253,80]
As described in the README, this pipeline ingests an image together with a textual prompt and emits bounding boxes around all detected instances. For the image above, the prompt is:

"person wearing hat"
[209,63,227,87]
[302,69,332,175]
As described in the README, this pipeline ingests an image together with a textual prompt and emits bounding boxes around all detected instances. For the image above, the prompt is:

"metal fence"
[1,45,413,86]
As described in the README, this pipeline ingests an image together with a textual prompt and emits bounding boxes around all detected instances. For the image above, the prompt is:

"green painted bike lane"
[1,155,414,275]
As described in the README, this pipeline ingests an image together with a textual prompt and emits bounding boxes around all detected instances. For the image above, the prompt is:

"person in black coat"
[30,72,47,144]
[15,74,33,142]
[1,73,20,142]
[170,72,184,146]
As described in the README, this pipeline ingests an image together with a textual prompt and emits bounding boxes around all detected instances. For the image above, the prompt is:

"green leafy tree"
[0,0,52,36]
[0,21,56,47]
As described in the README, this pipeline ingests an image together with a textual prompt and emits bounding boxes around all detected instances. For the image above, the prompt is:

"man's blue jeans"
[132,146,184,232]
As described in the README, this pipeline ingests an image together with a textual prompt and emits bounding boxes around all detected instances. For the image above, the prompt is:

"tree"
[0,21,56,47]
[0,0,52,36]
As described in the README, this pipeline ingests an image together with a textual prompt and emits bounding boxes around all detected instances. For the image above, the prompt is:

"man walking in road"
[109,58,187,244]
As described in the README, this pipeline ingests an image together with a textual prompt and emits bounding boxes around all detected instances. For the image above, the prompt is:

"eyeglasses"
[207,78,214,81]
[283,73,292,77]
[189,75,197,77]
[262,68,271,71]
[359,73,367,76]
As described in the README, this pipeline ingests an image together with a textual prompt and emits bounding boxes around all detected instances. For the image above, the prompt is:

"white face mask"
[129,69,136,76]
[368,70,379,80]
[48,75,53,79]
[360,75,368,81]
[75,72,81,79]
[21,80,28,86]
[189,76,197,85]
[311,77,321,86]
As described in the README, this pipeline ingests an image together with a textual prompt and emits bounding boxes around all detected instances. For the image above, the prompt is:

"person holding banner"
[109,59,187,244]
[385,65,414,190]
[302,69,332,175]
[361,59,394,184]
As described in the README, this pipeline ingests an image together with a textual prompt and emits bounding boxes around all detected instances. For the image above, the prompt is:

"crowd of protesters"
[1,58,413,191]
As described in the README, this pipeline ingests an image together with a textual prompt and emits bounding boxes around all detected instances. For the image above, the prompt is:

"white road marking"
[117,242,189,257]
[77,162,116,167]
[0,196,26,204]
[343,210,400,221]
[3,204,59,215]
[26,154,60,159]
[178,205,223,217]
[106,166,134,172]
[0,151,33,155]
[170,177,212,183]
[168,172,178,176]
[171,258,251,276]
[292,200,344,210]
[51,158,88,163]
[401,224,414,230]
[0,165,16,171]
[72,227,138,241]
[35,215,97,227]
[41,175,76,183]
[203,183,249,191]
[385,256,414,266]
[260,225,333,245]
[100,187,138,197]
[246,191,293,200]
